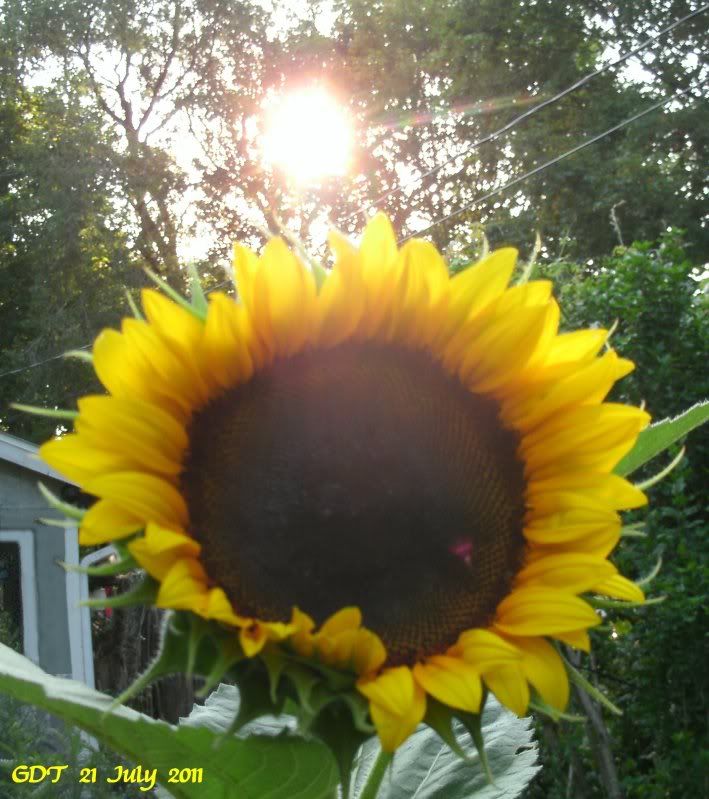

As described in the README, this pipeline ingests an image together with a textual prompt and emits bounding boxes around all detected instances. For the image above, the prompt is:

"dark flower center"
[183,342,526,665]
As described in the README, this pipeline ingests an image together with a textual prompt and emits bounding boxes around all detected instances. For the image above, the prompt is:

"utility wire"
[340,2,709,227]
[0,279,233,381]
[2,81,702,380]
[399,81,705,243]
[4,0,707,383]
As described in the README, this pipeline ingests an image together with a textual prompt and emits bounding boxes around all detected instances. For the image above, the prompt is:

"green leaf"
[615,401,709,476]
[352,697,539,799]
[0,643,340,799]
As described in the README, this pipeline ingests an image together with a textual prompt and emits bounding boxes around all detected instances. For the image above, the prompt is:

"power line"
[399,81,705,243]
[0,279,233,381]
[3,82,702,380]
[339,2,709,227]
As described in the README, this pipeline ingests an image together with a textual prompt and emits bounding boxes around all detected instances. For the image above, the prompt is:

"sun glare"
[262,88,352,183]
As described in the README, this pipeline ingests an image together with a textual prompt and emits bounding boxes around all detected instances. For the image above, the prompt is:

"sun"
[262,87,352,183]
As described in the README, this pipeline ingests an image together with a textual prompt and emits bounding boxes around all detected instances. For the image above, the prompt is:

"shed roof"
[0,431,75,485]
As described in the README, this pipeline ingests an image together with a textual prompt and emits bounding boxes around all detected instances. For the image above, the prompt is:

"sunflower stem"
[358,747,392,799]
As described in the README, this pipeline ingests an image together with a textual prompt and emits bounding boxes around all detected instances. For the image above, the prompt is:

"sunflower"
[41,213,649,752]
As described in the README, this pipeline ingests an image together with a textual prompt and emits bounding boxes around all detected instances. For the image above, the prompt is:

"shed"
[0,431,89,681]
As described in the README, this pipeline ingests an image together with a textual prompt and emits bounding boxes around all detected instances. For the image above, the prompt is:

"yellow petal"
[121,319,203,411]
[317,629,358,666]
[529,524,621,559]
[413,655,482,713]
[84,471,188,529]
[389,239,449,344]
[359,212,398,282]
[357,213,401,336]
[289,607,316,657]
[484,665,530,717]
[453,628,522,671]
[358,667,426,751]
[592,573,645,603]
[92,328,187,420]
[80,500,143,544]
[253,238,316,355]
[202,293,254,389]
[545,329,607,367]
[464,304,555,391]
[496,588,600,636]
[522,404,650,476]
[507,350,635,431]
[141,289,204,354]
[524,506,621,545]
[140,290,212,402]
[317,231,366,347]
[240,623,269,657]
[526,471,647,511]
[157,559,208,611]
[352,629,387,675]
[445,248,517,334]
[199,587,243,626]
[319,607,362,637]
[233,242,260,314]
[516,552,616,593]
[128,523,200,581]
[76,395,187,477]
[510,636,569,711]
[552,628,591,652]
[40,434,133,485]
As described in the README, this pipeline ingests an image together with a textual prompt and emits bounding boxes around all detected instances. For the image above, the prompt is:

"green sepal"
[109,611,220,712]
[144,267,206,321]
[564,658,622,716]
[196,637,244,698]
[585,595,666,610]
[125,289,145,321]
[80,574,158,610]
[261,648,288,704]
[309,700,372,797]
[615,400,709,476]
[226,660,286,735]
[63,348,93,363]
[186,612,212,678]
[454,701,494,784]
[312,262,328,290]
[287,652,357,693]
[637,555,663,587]
[282,661,324,716]
[187,263,209,317]
[38,517,79,529]
[338,690,375,735]
[529,695,585,723]
[10,402,78,421]
[59,552,138,577]
[37,482,85,520]
[424,698,471,761]
[635,446,685,490]
[620,522,646,538]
